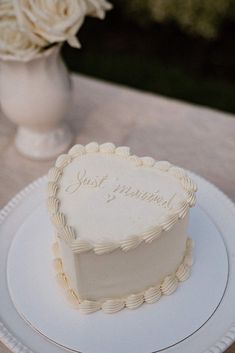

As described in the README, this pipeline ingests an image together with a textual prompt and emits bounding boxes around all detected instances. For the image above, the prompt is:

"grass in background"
[62,12,235,114]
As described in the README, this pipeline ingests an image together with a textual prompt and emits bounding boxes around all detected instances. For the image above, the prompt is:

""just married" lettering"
[65,169,177,210]
[65,169,108,193]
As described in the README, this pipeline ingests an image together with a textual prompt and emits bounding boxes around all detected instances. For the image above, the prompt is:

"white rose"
[85,0,113,19]
[0,0,43,61]
[13,0,88,48]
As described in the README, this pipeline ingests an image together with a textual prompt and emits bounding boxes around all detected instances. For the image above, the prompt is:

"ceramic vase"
[0,45,73,159]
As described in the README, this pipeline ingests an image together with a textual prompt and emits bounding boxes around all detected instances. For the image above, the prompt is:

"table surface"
[0,74,235,353]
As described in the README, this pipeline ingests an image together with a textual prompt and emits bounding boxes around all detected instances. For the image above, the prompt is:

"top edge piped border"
[47,142,197,254]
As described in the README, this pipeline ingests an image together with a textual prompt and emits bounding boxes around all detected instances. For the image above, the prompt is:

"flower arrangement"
[0,0,112,61]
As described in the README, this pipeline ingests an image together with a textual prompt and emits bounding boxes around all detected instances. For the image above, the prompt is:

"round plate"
[0,173,235,353]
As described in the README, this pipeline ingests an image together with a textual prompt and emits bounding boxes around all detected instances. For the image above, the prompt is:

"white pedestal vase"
[0,45,73,160]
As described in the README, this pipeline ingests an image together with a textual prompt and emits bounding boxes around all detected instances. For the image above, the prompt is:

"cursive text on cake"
[65,169,108,193]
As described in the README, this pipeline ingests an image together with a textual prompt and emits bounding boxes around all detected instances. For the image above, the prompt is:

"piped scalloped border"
[47,142,197,254]
[52,238,194,314]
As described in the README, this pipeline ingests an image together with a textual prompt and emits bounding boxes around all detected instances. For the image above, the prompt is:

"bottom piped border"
[52,238,194,314]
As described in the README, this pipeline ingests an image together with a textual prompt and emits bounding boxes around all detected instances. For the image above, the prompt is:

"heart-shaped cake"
[48,142,197,314]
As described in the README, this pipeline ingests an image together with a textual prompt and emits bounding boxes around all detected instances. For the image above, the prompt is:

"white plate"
[0,173,235,353]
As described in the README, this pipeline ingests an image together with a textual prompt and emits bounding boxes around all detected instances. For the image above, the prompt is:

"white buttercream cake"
[48,142,197,314]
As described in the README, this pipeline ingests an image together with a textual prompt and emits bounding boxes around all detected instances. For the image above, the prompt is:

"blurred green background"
[62,0,235,114]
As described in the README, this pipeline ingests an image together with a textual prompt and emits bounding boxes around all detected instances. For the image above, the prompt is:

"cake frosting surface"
[47,142,197,313]
[58,152,189,243]
[48,142,196,254]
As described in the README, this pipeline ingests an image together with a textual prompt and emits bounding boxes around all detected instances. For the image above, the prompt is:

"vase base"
[15,124,73,160]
